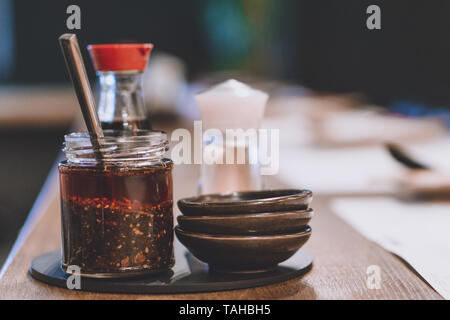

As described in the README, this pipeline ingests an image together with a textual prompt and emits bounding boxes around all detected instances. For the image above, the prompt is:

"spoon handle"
[385,143,429,170]
[59,33,104,139]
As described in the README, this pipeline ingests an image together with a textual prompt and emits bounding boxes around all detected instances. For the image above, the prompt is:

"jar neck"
[97,71,149,130]
[63,130,169,166]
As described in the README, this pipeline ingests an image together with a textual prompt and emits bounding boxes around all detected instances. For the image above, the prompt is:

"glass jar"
[58,130,173,278]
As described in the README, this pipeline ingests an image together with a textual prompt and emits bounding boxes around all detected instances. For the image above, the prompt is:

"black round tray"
[29,240,312,294]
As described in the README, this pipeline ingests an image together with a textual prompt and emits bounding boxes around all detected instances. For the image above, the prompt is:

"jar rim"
[63,130,169,165]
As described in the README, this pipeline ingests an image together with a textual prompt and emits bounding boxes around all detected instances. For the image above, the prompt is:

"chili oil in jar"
[58,130,173,278]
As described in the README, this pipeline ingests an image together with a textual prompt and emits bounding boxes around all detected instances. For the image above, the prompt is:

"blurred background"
[2,0,450,267]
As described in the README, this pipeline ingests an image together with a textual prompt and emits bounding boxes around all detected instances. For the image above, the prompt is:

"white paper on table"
[331,197,450,299]
[277,136,450,195]
[277,146,404,195]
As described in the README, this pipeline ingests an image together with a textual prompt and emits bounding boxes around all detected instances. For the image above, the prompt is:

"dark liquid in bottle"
[101,118,152,131]
[59,160,173,276]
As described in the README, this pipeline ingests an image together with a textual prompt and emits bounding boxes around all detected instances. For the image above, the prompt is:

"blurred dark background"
[4,0,450,105]
[1,0,450,267]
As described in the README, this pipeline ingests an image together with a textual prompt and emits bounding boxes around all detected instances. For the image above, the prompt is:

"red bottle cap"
[87,43,154,72]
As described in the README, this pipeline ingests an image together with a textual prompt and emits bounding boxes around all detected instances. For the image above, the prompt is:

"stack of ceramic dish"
[175,189,313,274]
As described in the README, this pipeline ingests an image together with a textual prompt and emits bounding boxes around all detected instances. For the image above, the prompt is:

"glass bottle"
[195,79,269,194]
[59,130,173,278]
[88,44,153,131]
[199,131,263,194]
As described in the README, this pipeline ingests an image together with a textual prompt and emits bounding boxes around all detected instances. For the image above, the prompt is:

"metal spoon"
[385,142,429,170]
[59,33,104,158]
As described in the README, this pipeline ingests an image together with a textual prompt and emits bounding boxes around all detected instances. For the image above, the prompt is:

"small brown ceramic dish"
[177,189,312,216]
[177,208,313,235]
[175,226,312,274]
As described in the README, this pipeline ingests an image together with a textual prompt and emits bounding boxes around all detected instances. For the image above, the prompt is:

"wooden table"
[0,159,442,299]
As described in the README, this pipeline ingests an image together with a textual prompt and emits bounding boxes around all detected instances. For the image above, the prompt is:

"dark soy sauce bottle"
[88,43,154,131]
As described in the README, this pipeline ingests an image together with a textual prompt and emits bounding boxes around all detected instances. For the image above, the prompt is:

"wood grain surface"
[0,161,442,299]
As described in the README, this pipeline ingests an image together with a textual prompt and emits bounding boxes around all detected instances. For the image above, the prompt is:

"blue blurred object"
[203,0,251,69]
[390,100,450,127]
[0,0,14,81]
[390,101,429,117]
